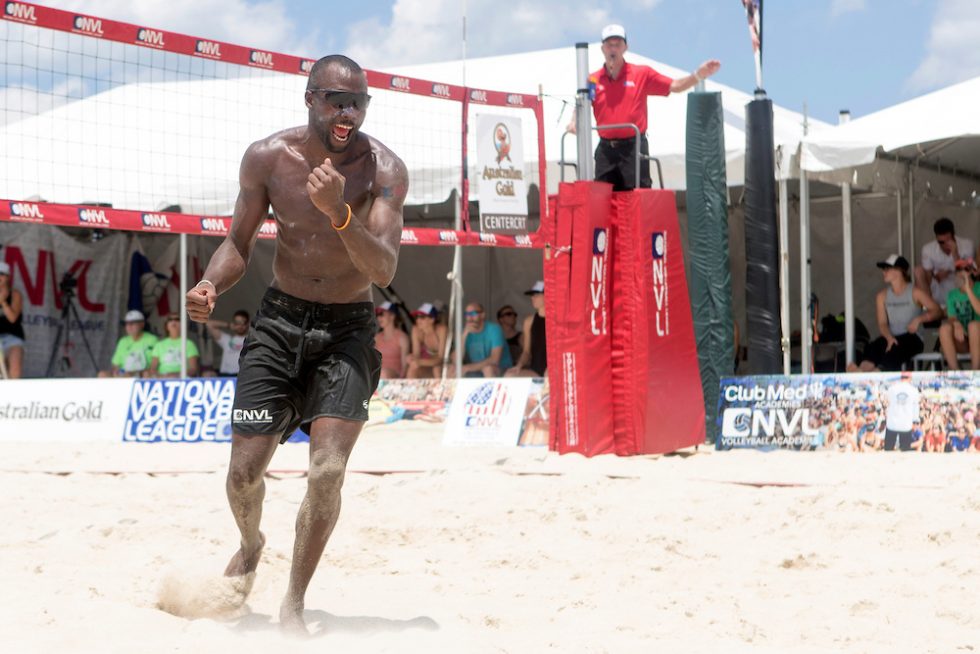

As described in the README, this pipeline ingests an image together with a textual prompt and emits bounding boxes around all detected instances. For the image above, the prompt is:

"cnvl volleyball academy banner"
[717,372,980,453]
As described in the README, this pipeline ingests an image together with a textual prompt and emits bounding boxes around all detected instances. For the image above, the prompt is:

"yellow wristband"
[333,203,352,231]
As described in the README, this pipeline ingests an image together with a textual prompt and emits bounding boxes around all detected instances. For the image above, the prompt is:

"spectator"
[496,304,522,366]
[459,301,512,377]
[149,313,200,378]
[406,302,447,379]
[847,255,941,372]
[567,24,719,191]
[915,217,975,306]
[883,371,921,452]
[937,263,980,370]
[506,281,547,377]
[375,301,409,378]
[206,309,250,376]
[99,310,159,378]
[0,261,25,378]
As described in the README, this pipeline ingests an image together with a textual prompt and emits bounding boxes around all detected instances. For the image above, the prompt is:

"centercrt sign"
[475,114,528,234]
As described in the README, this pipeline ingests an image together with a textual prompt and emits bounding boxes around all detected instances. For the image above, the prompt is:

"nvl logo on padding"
[589,228,608,336]
[651,231,669,337]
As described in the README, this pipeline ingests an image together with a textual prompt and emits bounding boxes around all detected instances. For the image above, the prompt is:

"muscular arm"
[308,151,408,287]
[203,143,272,294]
[186,142,271,323]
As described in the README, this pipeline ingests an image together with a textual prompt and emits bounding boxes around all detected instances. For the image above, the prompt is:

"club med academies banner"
[475,114,528,234]
[717,372,980,453]
[444,378,532,446]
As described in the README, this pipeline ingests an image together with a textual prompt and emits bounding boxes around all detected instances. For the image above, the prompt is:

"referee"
[571,24,721,191]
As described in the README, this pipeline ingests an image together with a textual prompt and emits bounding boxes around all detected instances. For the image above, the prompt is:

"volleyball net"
[0,1,546,247]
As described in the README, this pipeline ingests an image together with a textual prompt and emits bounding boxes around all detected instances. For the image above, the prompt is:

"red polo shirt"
[590,61,673,139]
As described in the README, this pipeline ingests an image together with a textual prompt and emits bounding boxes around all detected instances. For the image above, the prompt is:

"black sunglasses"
[307,88,371,111]
[498,311,517,318]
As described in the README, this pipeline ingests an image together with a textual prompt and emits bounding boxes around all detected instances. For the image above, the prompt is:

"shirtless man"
[185,54,407,634]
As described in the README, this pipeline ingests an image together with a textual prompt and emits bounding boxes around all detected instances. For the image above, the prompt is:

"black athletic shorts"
[594,135,651,191]
[232,287,382,443]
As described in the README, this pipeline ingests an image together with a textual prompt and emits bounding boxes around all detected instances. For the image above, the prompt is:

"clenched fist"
[186,281,217,323]
[307,158,348,226]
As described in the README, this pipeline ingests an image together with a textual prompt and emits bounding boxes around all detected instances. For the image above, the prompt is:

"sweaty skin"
[185,59,407,636]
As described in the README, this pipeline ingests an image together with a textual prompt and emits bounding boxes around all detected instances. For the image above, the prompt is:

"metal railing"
[558,123,664,189]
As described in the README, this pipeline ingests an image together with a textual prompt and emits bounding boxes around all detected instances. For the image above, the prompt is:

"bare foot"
[279,597,309,637]
[224,532,265,577]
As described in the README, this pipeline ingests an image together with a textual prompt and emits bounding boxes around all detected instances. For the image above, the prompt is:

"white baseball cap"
[602,24,627,42]
[0,262,10,275]
[524,280,545,295]
[124,309,146,323]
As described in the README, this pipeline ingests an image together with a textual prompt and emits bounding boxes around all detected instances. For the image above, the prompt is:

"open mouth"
[331,123,354,142]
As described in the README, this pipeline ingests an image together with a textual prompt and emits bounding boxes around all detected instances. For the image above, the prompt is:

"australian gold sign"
[476,115,528,234]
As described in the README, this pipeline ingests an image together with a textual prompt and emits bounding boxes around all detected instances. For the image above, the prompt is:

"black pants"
[594,135,651,191]
[862,333,923,371]
[884,429,913,452]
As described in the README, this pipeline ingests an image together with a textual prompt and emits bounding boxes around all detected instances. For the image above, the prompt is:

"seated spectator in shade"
[406,302,447,379]
[459,301,512,377]
[149,313,200,378]
[938,262,980,370]
[847,254,941,372]
[99,310,159,378]
[915,217,975,307]
[496,304,523,366]
[206,309,250,376]
[0,261,25,378]
[375,301,409,378]
[506,281,547,377]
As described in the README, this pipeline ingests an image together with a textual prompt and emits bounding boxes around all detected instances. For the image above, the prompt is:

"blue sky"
[36,0,980,123]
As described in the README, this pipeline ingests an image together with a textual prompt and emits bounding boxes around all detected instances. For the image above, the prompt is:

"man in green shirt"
[938,264,980,370]
[99,310,159,377]
[149,313,200,377]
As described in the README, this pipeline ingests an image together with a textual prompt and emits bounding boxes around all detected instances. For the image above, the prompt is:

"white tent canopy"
[800,75,980,176]
[0,44,827,215]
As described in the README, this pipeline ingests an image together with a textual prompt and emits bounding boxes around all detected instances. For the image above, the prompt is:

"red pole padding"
[545,182,615,456]
[610,190,705,454]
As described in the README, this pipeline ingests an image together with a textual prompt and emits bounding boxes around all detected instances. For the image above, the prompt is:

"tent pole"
[908,173,916,267]
[897,181,905,255]
[907,167,915,259]
[839,110,854,366]
[778,178,791,374]
[842,181,854,366]
[799,171,811,374]
[180,233,187,378]
[452,194,463,377]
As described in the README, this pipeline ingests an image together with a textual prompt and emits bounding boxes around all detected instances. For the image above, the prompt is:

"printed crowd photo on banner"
[717,372,980,453]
